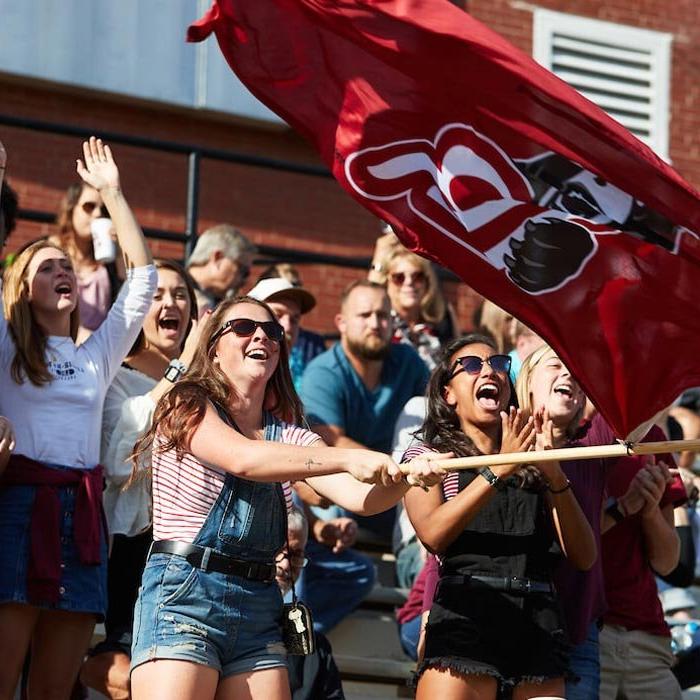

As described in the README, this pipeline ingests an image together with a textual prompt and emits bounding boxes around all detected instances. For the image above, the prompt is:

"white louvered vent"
[533,10,672,161]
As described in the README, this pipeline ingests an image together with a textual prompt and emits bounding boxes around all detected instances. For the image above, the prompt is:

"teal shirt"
[300,343,429,453]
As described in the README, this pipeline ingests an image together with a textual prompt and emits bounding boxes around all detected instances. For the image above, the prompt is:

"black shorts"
[417,576,571,689]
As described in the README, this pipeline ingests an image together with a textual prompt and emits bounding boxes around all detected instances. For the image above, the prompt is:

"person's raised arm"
[76,137,152,270]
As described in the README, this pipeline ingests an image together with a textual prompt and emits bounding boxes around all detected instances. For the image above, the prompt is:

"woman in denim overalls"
[130,296,443,700]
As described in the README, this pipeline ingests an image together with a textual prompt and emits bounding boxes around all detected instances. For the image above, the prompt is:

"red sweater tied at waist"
[1,455,105,605]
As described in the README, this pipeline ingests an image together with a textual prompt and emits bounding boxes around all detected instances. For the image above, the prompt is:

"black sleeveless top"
[442,469,559,581]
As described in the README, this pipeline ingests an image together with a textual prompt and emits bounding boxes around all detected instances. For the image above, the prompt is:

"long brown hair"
[420,334,542,489]
[3,240,80,386]
[131,296,302,474]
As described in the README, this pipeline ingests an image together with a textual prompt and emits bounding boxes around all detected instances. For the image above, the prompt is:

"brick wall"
[2,0,697,336]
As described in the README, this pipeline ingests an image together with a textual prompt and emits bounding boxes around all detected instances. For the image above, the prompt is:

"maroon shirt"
[553,413,614,645]
[602,424,686,636]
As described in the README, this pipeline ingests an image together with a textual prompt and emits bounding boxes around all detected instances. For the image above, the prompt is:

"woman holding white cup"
[50,170,120,336]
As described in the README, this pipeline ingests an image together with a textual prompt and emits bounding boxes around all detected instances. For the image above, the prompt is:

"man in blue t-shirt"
[298,279,429,631]
[301,279,429,454]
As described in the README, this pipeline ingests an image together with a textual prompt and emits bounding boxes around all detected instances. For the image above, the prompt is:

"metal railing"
[0,113,373,268]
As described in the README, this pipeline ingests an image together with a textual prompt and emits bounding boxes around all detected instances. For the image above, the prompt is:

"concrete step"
[344,679,414,698]
[364,583,408,610]
[328,608,407,663]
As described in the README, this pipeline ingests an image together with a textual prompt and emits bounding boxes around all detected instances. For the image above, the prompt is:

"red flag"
[188,0,700,439]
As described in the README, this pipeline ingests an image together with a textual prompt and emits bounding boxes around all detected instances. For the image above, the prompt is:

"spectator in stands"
[301,279,429,540]
[508,319,544,381]
[128,294,441,700]
[278,507,345,700]
[79,260,200,700]
[475,300,514,354]
[50,170,124,335]
[1,180,18,250]
[599,435,686,698]
[0,137,156,700]
[255,263,326,391]
[185,223,256,315]
[404,334,596,700]
[516,345,608,699]
[384,249,457,370]
[248,273,321,391]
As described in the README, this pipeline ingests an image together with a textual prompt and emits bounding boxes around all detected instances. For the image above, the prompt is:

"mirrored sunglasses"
[451,354,512,378]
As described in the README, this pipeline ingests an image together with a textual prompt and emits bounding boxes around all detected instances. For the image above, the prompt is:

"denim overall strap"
[190,411,287,564]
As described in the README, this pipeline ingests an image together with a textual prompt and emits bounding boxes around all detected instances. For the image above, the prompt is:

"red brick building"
[1,0,697,334]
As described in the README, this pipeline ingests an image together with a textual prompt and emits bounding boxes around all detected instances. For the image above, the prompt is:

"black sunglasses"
[209,318,285,347]
[451,354,512,378]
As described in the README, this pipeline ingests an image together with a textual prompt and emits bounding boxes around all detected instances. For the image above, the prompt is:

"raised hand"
[500,407,535,455]
[76,137,120,192]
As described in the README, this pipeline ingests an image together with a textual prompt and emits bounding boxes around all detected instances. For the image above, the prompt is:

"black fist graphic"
[504,218,595,293]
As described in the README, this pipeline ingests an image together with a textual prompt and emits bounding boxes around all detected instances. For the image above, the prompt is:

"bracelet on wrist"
[478,467,506,491]
[548,479,572,495]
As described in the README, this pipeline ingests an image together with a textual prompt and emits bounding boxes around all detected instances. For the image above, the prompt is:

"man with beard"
[302,279,429,458]
[299,280,429,631]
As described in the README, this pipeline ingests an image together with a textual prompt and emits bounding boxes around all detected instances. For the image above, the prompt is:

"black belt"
[150,540,276,583]
[441,574,553,595]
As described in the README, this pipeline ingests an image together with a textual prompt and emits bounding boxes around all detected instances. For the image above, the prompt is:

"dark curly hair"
[419,333,543,490]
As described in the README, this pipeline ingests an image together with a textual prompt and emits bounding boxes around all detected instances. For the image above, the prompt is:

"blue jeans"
[297,538,375,633]
[566,621,600,700]
[399,615,421,661]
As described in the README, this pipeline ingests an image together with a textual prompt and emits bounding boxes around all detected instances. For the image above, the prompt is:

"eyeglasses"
[208,318,285,347]
[450,354,512,378]
[80,201,104,215]
[389,271,426,286]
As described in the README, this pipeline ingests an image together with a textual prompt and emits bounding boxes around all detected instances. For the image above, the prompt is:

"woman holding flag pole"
[404,333,596,700]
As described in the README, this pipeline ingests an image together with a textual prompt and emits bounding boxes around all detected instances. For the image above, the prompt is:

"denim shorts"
[0,483,107,617]
[131,553,287,677]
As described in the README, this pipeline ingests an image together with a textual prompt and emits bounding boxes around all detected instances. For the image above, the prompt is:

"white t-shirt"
[0,265,157,469]
[101,364,157,537]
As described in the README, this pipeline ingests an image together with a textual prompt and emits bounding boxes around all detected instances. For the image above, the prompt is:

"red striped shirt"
[152,423,320,542]
[402,442,459,501]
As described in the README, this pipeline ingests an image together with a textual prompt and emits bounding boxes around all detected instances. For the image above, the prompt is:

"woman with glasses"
[129,295,443,700]
[0,138,156,699]
[50,166,123,338]
[404,334,596,700]
[374,247,457,370]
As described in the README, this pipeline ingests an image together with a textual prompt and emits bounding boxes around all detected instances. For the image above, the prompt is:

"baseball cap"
[247,277,316,314]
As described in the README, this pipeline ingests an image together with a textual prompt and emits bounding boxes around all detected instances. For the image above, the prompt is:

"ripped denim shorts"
[130,553,287,677]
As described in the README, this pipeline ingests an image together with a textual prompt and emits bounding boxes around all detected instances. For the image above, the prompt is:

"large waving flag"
[188,0,700,439]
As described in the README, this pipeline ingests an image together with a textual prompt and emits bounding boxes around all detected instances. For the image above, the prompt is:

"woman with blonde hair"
[382,248,458,369]
[129,293,443,700]
[516,344,614,699]
[0,137,156,699]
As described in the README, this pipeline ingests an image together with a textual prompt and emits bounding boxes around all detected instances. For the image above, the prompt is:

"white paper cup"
[91,217,116,263]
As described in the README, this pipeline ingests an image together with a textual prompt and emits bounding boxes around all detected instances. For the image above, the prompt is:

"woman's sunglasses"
[451,354,512,378]
[209,318,285,348]
[389,271,426,286]
[80,201,104,215]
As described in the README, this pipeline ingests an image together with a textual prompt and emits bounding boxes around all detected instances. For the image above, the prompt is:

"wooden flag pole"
[423,438,700,472]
